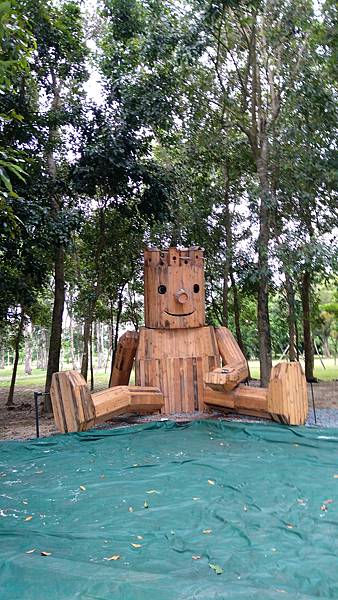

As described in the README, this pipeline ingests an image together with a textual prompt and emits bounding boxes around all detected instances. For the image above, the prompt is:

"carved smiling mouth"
[165,310,195,317]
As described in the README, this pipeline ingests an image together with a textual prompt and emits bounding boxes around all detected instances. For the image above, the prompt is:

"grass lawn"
[0,357,337,390]
[249,357,338,381]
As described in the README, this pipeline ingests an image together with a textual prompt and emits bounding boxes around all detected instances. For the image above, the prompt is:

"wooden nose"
[175,288,189,304]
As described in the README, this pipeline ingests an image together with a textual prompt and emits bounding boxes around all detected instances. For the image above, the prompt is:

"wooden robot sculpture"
[51,247,308,433]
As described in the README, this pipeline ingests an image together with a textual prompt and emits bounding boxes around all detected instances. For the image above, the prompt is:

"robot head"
[144,247,205,329]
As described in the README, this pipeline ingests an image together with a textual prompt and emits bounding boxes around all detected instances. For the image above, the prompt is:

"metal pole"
[34,392,41,438]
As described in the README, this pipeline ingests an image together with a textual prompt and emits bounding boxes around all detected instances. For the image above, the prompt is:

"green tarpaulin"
[1,420,338,599]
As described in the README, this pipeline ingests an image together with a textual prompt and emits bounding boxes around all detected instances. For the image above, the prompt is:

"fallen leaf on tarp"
[209,563,224,575]
[323,499,333,505]
[143,501,149,509]
[26,549,35,554]
[208,480,215,486]
[104,555,120,561]
[79,485,86,491]
[131,543,142,548]
[40,551,52,556]
[203,529,212,534]
[146,490,159,494]
[192,555,201,560]
[24,516,33,521]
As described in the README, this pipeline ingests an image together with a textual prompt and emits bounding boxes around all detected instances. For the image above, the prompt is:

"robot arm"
[109,330,139,387]
[205,327,249,392]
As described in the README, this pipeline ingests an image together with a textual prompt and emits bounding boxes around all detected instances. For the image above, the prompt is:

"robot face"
[144,247,205,329]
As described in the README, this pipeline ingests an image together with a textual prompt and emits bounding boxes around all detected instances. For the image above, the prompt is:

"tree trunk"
[108,287,125,387]
[68,302,76,369]
[301,270,315,381]
[295,317,300,361]
[222,163,231,327]
[0,347,5,369]
[285,273,297,362]
[321,336,331,358]
[44,246,65,410]
[229,270,245,354]
[222,263,229,327]
[24,324,32,375]
[96,322,103,369]
[256,150,273,387]
[81,314,92,381]
[90,324,94,391]
[7,311,25,407]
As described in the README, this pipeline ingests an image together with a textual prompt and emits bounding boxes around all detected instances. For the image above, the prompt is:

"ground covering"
[1,421,338,599]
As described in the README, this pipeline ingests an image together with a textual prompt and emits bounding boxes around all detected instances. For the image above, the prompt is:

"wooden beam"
[267,362,308,425]
[93,386,164,423]
[51,371,163,433]
[205,384,269,417]
[205,362,308,425]
[109,330,138,387]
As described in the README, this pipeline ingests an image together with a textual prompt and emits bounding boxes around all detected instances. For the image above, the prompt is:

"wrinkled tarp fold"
[1,420,338,599]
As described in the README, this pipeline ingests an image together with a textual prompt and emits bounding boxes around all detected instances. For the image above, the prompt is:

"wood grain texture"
[110,330,138,386]
[51,371,95,433]
[205,385,269,414]
[267,362,308,425]
[212,327,249,389]
[144,247,205,329]
[51,371,163,432]
[135,326,220,413]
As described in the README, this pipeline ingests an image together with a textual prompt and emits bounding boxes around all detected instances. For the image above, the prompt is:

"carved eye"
[158,285,167,294]
[193,284,200,293]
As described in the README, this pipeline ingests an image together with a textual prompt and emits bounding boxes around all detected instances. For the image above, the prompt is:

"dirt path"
[0,380,337,441]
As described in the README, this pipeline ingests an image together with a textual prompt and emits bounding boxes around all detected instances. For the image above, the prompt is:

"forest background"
[0,0,337,415]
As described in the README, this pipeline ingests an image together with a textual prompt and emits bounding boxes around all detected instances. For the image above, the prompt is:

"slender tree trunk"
[222,263,229,327]
[24,321,32,375]
[81,314,92,381]
[301,270,315,381]
[90,324,94,391]
[256,151,272,387]
[285,273,297,362]
[68,306,76,369]
[108,287,125,387]
[229,270,245,354]
[222,163,231,327]
[7,311,25,407]
[0,347,5,369]
[44,246,65,410]
[295,318,300,361]
[321,336,331,358]
[96,322,103,369]
[44,70,65,411]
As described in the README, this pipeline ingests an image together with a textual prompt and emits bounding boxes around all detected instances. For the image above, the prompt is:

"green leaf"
[209,563,224,575]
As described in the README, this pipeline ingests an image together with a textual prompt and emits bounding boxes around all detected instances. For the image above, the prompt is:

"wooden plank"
[204,385,268,414]
[51,371,95,433]
[93,385,163,423]
[267,362,308,425]
[110,330,138,387]
[213,327,249,389]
